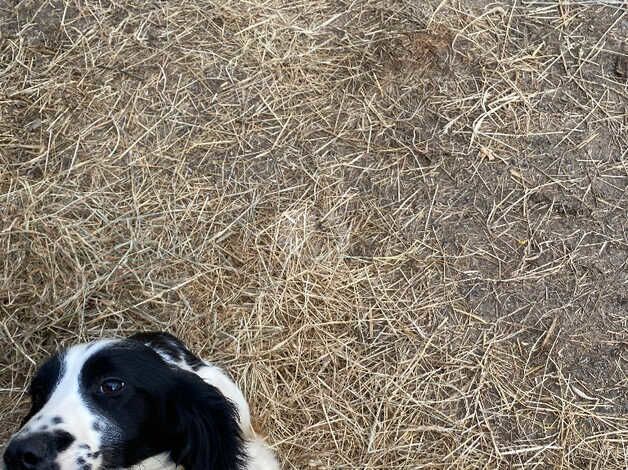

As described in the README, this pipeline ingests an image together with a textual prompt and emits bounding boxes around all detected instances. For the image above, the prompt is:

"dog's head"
[3,334,245,470]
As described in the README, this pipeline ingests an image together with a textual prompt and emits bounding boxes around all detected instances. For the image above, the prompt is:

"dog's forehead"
[30,339,171,394]
[79,340,171,379]
[28,340,119,399]
[59,339,120,375]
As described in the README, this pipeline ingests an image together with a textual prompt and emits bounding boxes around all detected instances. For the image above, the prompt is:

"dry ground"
[0,0,627,468]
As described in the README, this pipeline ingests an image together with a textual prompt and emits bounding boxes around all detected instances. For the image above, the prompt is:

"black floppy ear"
[167,371,246,470]
[129,331,205,370]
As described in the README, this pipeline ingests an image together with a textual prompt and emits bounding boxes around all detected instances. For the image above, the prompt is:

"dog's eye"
[99,378,126,396]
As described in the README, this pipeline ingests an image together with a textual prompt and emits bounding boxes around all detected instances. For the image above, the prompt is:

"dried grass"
[1,0,627,468]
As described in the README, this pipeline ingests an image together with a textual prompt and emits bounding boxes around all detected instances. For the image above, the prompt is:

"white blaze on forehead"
[21,339,120,445]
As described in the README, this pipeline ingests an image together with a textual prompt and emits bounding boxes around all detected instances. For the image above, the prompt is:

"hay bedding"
[0,1,626,468]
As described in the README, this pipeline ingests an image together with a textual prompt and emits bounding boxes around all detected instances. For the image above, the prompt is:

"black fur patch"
[78,338,245,470]
[21,353,63,426]
[129,331,205,371]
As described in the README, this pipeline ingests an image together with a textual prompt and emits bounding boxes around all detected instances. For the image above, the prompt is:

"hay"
[1,0,626,468]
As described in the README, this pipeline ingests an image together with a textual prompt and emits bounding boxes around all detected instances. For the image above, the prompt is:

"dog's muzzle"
[3,431,74,470]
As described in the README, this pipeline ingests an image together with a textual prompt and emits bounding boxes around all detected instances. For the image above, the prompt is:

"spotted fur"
[3,333,279,470]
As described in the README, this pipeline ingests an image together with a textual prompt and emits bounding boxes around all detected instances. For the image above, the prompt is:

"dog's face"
[3,335,244,470]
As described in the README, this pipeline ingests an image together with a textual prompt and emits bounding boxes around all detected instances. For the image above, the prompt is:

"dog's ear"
[129,331,205,370]
[166,371,246,470]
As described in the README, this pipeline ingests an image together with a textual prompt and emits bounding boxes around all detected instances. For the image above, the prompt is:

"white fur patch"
[16,340,119,470]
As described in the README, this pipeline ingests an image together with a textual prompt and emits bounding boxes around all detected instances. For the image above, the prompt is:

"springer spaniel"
[2,332,279,470]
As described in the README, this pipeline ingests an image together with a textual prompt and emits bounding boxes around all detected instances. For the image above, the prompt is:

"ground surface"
[0,1,626,468]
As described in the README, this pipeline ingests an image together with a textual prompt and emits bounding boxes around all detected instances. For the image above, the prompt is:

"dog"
[2,332,279,470]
